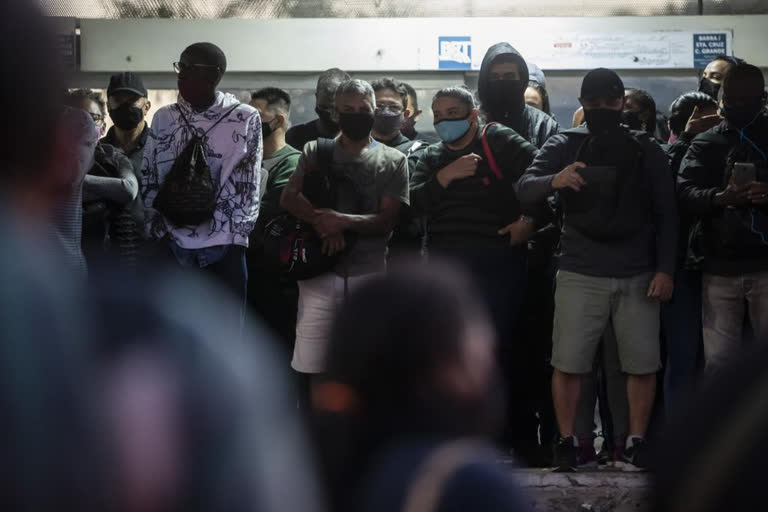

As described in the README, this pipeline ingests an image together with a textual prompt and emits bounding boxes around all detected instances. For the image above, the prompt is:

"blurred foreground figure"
[314,262,529,512]
[653,345,768,512]
[88,268,324,512]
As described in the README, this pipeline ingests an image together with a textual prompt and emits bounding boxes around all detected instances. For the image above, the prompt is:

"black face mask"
[621,110,645,131]
[699,77,721,100]
[584,108,622,135]
[338,112,374,141]
[109,104,144,131]
[261,118,276,140]
[487,79,526,117]
[316,107,339,134]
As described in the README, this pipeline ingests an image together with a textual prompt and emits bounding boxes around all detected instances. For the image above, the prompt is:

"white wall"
[78,15,768,73]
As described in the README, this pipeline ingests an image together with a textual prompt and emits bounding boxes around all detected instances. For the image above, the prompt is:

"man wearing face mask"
[679,63,768,372]
[400,81,440,144]
[371,78,427,260]
[698,55,742,100]
[103,72,152,175]
[478,43,561,465]
[285,68,350,152]
[140,42,261,326]
[517,68,678,472]
[247,87,301,355]
[477,43,559,149]
[280,79,409,385]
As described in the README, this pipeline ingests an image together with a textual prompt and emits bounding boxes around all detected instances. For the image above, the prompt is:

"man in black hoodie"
[478,43,559,149]
[478,42,561,465]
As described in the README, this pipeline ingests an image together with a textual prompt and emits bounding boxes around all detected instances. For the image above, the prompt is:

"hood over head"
[478,42,530,125]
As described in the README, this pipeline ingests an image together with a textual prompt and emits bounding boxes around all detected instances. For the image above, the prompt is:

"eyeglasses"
[173,61,221,74]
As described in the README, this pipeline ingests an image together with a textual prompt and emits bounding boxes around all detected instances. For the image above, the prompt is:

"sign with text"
[438,36,471,70]
[693,33,728,68]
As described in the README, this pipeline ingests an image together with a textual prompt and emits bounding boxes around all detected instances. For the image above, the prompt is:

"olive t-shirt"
[294,139,410,276]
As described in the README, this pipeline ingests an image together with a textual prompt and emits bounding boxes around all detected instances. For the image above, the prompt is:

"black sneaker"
[620,437,650,472]
[552,437,579,472]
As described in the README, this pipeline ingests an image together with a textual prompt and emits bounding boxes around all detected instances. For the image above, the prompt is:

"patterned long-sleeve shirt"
[140,92,262,249]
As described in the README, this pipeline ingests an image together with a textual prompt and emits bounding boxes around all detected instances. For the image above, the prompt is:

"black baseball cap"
[580,68,625,101]
[107,72,147,98]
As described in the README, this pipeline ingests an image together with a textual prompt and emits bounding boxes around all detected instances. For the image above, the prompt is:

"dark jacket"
[664,131,698,266]
[477,42,559,149]
[285,119,324,152]
[410,123,537,251]
[678,112,768,275]
[82,142,141,268]
[384,133,428,257]
[101,124,149,232]
[517,127,678,278]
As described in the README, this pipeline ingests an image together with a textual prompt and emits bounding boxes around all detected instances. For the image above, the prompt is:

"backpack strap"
[480,122,503,182]
[316,137,336,173]
[176,103,242,138]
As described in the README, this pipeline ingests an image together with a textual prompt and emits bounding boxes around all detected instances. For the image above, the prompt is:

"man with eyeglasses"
[285,68,350,152]
[140,42,262,327]
[371,77,428,261]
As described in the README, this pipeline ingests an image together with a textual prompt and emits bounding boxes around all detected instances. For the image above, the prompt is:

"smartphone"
[732,162,757,187]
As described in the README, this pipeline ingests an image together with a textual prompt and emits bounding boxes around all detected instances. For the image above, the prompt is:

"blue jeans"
[661,267,702,412]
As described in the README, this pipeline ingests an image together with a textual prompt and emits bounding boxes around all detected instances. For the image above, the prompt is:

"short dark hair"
[625,87,657,134]
[722,62,766,101]
[251,87,291,114]
[317,68,351,98]
[668,91,718,136]
[370,77,408,108]
[527,81,551,116]
[432,86,476,111]
[64,89,107,118]
[401,81,419,110]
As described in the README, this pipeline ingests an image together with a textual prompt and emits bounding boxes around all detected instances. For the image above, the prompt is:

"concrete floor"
[508,467,651,512]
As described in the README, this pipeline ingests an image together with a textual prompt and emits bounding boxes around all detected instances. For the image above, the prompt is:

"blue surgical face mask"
[434,116,471,143]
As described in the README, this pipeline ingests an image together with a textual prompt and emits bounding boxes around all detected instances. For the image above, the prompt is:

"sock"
[626,435,644,450]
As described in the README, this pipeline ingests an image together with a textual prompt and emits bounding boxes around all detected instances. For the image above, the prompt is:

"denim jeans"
[702,271,768,372]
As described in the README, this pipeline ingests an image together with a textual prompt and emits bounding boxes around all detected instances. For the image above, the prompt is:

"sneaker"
[552,437,579,472]
[620,437,650,472]
[577,443,598,469]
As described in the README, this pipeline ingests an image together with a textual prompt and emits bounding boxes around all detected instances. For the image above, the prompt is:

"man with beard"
[517,68,678,472]
[286,68,350,151]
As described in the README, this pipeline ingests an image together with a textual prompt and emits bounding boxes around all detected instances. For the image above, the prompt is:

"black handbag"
[263,138,356,281]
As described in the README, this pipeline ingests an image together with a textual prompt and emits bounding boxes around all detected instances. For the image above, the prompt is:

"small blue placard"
[693,33,728,69]
[438,36,472,70]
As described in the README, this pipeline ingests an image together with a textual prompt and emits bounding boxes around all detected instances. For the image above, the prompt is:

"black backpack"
[559,126,651,242]
[263,138,357,281]
[153,104,240,227]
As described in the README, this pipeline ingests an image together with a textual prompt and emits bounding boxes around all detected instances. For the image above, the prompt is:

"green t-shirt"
[294,139,410,276]
[260,144,301,226]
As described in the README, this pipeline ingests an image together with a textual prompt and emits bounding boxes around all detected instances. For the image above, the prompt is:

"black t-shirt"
[285,119,323,152]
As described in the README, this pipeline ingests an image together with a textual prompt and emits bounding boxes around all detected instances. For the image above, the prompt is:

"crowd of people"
[5,0,768,509]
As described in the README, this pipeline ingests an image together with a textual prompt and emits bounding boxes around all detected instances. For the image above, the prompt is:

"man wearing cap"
[139,42,261,327]
[517,68,678,472]
[103,72,152,175]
